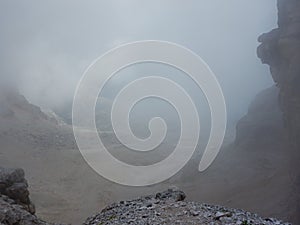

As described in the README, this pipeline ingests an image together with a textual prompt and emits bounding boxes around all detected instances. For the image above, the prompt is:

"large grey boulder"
[0,167,64,225]
[0,167,34,214]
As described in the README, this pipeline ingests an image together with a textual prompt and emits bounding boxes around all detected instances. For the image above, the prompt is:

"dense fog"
[2,1,300,224]
[0,0,277,123]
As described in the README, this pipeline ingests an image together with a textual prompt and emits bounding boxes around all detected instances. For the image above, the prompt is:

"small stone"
[214,211,232,220]
[190,210,199,216]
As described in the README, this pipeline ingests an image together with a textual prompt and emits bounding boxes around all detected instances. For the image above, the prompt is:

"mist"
[0,0,277,122]
[2,1,300,224]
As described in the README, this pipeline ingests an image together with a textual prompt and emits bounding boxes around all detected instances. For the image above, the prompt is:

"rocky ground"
[84,188,290,225]
[0,168,291,225]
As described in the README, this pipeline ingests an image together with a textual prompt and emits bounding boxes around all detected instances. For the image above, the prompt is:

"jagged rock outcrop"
[84,188,290,225]
[0,167,62,225]
[0,195,50,225]
[233,1,300,223]
[257,0,300,149]
[0,167,35,214]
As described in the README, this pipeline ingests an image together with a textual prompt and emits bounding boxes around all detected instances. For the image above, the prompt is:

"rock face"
[235,86,285,149]
[0,167,35,214]
[84,188,290,225]
[233,1,300,223]
[0,195,48,225]
[0,167,60,225]
[257,0,300,149]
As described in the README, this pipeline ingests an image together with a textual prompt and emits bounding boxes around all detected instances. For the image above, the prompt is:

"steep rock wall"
[257,0,300,149]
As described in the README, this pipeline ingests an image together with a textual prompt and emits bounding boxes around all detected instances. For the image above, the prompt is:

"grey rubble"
[84,187,290,225]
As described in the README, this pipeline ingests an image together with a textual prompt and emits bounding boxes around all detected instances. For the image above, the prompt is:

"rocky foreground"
[84,187,290,225]
[0,167,62,225]
[0,167,291,225]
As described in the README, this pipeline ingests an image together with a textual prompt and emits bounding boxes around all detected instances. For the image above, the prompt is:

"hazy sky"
[0,0,277,120]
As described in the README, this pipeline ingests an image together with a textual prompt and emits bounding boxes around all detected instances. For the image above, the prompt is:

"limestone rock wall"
[257,0,300,149]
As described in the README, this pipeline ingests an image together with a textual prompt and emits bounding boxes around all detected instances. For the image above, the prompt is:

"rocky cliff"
[257,0,300,149]
[233,0,300,223]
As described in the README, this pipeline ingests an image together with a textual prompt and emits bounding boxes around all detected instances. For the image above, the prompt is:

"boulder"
[0,167,34,214]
